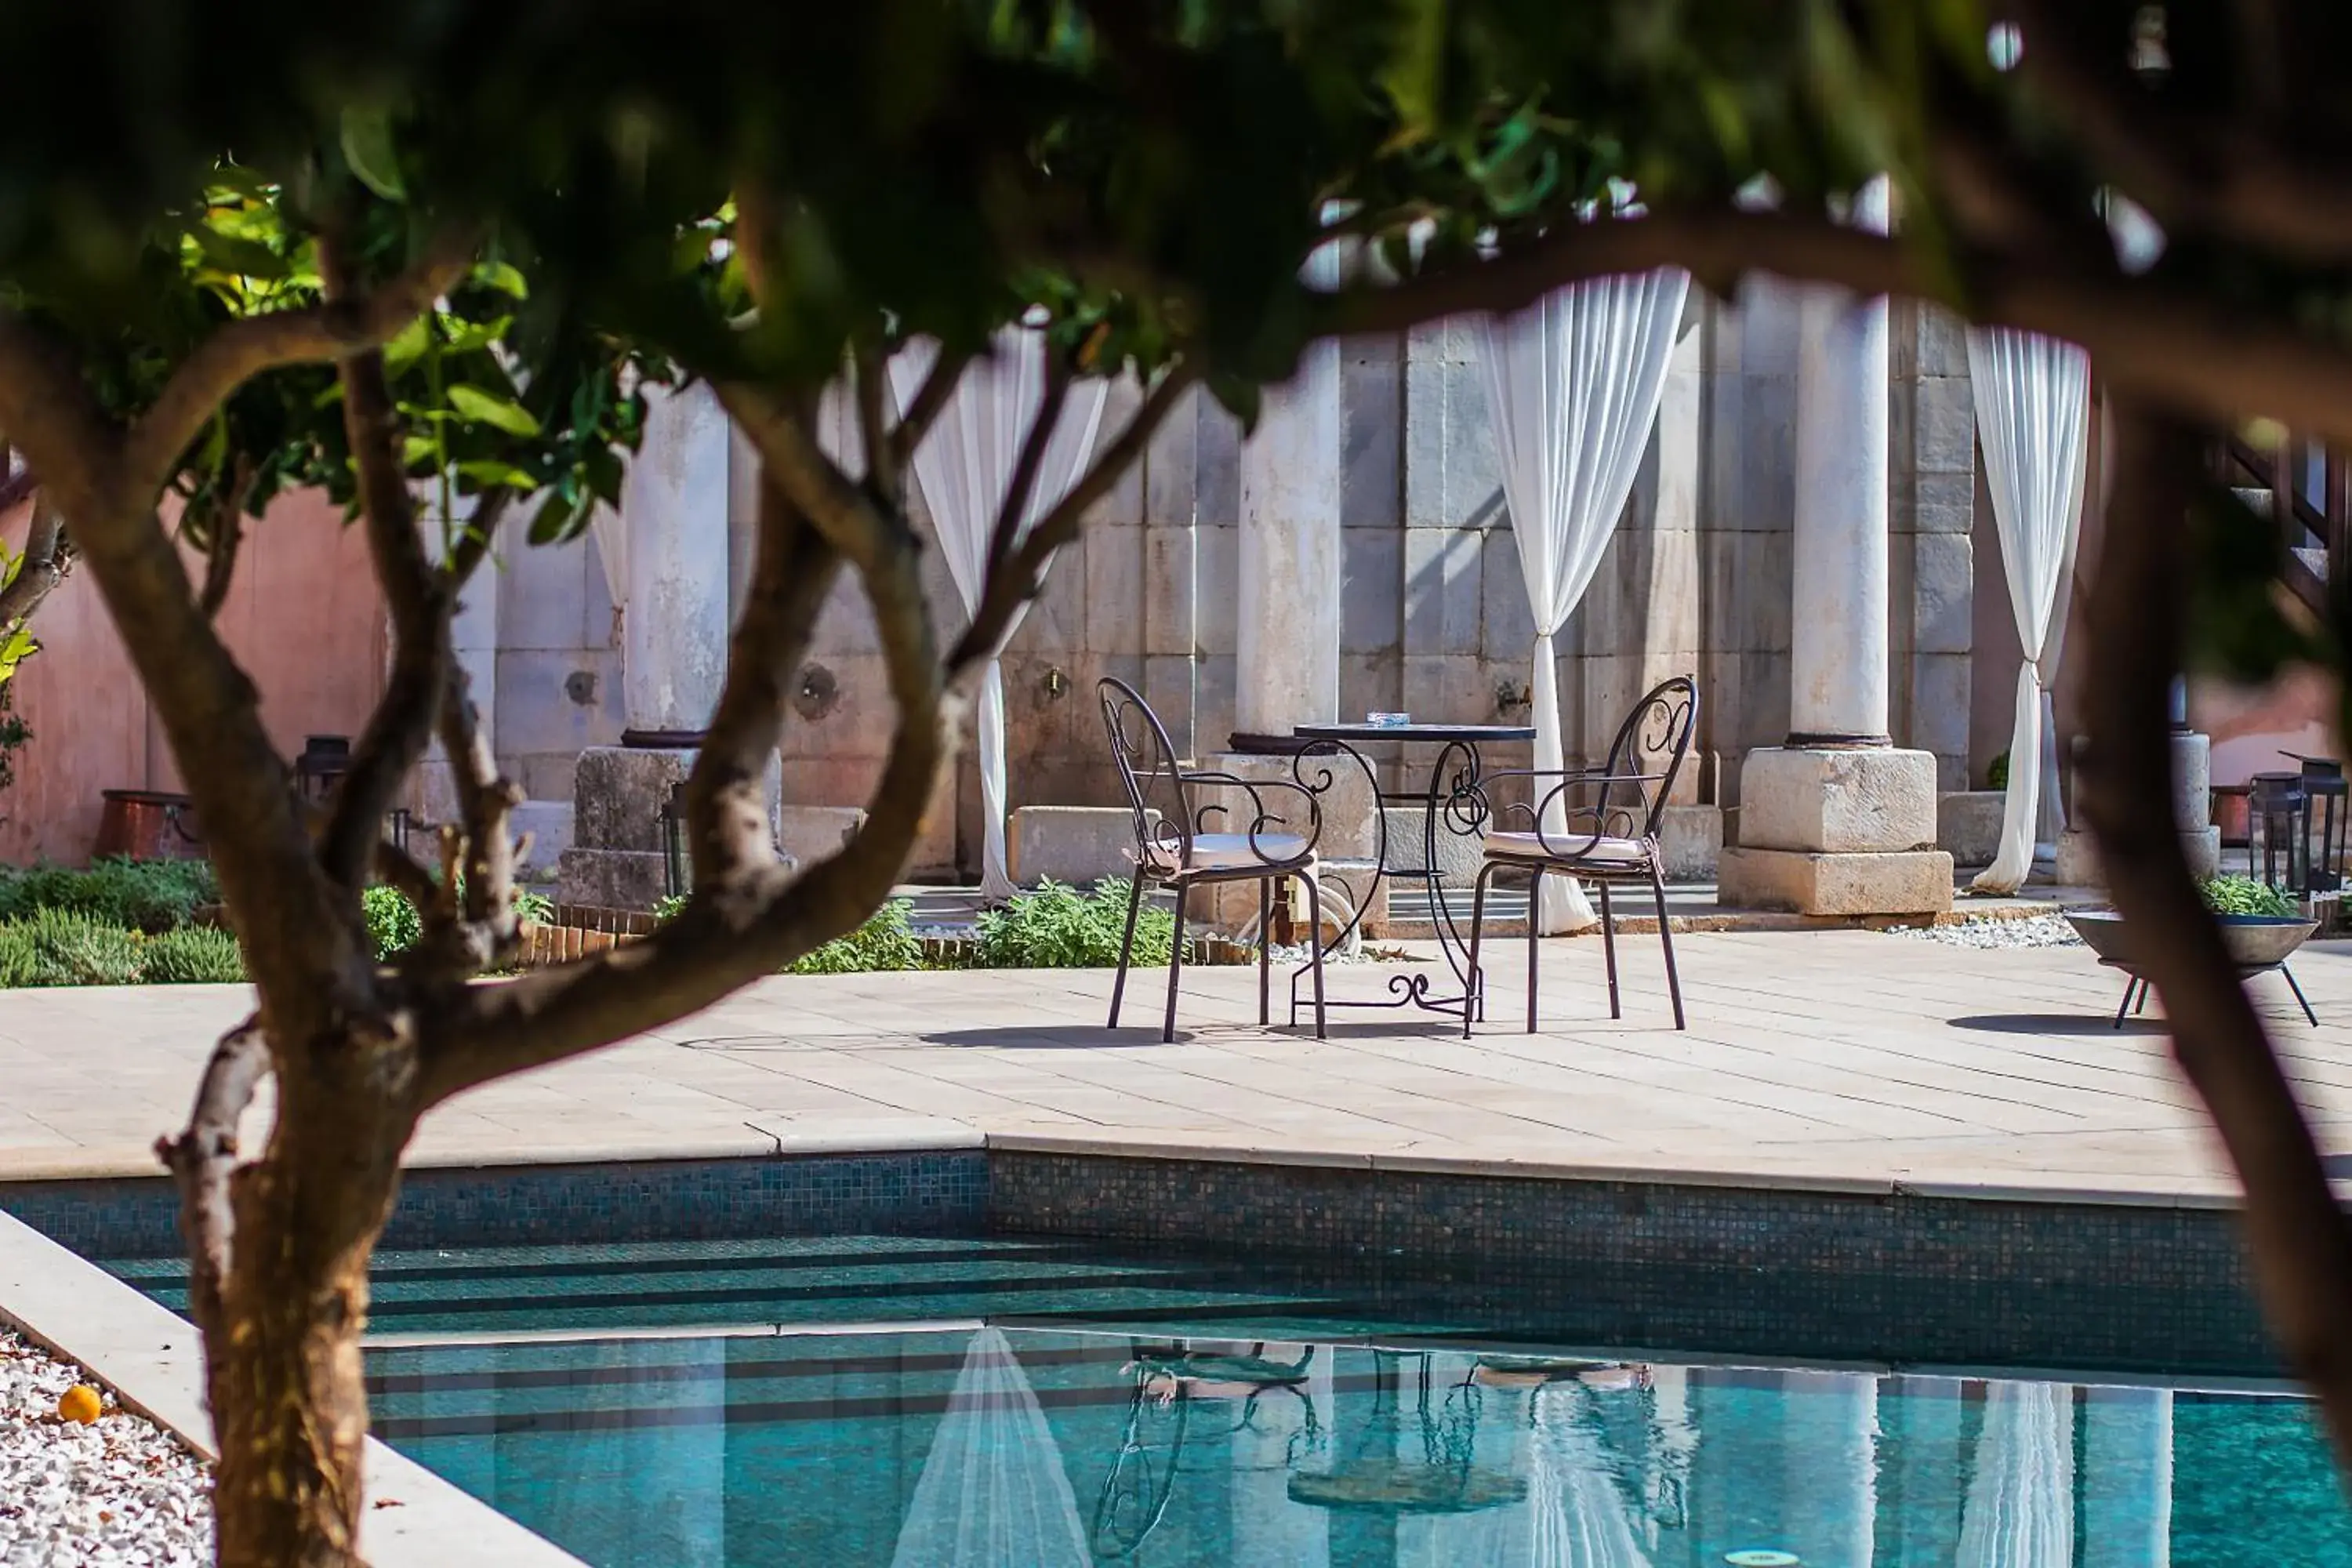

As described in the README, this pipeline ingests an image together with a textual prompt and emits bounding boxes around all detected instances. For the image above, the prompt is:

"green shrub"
[363,881,554,962]
[789,899,925,975]
[975,878,1180,970]
[362,884,424,959]
[652,892,688,924]
[2200,873,2299,919]
[140,924,249,984]
[0,857,218,933]
[0,909,147,986]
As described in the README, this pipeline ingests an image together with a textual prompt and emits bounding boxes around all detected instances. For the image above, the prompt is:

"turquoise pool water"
[110,1233,2352,1563]
[365,1327,2346,1566]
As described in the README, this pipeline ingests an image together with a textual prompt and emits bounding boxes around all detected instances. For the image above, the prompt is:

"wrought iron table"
[1279,721,1536,1023]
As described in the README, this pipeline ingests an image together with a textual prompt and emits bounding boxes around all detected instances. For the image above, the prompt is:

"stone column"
[1198,335,1377,937]
[1234,339,1343,742]
[1719,178,1955,915]
[558,382,735,911]
[1788,188,1893,746]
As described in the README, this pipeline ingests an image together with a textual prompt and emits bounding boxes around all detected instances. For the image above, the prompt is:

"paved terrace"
[2,928,2347,1203]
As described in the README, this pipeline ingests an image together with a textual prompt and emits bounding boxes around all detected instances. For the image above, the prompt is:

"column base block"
[2182,826,2222,880]
[1738,746,1940,854]
[557,848,673,913]
[1718,847,1955,916]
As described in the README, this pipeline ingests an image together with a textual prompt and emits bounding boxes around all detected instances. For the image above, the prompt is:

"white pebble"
[0,1330,212,1565]
[1882,913,2085,949]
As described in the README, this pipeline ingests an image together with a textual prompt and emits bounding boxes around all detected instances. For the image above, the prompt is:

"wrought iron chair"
[1463,676,1699,1034]
[1099,677,1328,1040]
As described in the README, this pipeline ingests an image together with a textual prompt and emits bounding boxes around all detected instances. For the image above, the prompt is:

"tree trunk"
[197,1039,415,1568]
[2081,398,2352,1469]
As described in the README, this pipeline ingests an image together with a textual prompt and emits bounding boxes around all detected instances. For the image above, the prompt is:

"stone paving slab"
[0,929,2345,1205]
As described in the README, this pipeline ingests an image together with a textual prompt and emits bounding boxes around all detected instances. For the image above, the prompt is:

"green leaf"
[672,227,718,274]
[441,314,513,355]
[189,225,287,281]
[0,626,39,685]
[380,315,433,373]
[583,445,626,507]
[527,484,593,545]
[455,459,540,490]
[1380,0,1450,142]
[476,261,529,299]
[446,384,543,437]
[339,107,408,201]
[401,434,439,467]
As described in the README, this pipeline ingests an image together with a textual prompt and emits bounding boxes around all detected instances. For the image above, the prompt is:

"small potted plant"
[2067,874,2318,971]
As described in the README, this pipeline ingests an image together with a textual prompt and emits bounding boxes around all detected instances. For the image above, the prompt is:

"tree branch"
[681,477,843,888]
[0,315,353,1031]
[415,472,944,1105]
[153,1017,270,1342]
[984,356,1071,592]
[0,495,70,630]
[408,644,525,976]
[2082,397,2352,1470]
[854,340,896,506]
[888,346,973,472]
[713,379,909,574]
[371,839,440,913]
[315,285,450,892]
[192,458,255,622]
[946,361,1194,677]
[122,230,474,499]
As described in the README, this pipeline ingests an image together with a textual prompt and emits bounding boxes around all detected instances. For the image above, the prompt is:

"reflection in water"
[371,1327,2352,1567]
[890,1327,1091,1568]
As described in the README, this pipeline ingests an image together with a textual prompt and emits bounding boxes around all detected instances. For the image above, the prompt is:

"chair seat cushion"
[1138,832,1312,873]
[1483,830,1650,866]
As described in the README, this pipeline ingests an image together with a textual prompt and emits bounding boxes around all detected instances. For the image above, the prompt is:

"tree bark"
[2081,397,2352,1468]
[168,1015,418,1568]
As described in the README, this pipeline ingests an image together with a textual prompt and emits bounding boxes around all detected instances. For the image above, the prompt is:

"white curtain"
[1966,328,2091,895]
[1958,1381,2076,1568]
[890,1327,1091,1568]
[891,331,1109,898]
[1478,269,1692,932]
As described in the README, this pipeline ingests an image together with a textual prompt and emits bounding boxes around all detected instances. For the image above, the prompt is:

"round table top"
[1292,722,1536,745]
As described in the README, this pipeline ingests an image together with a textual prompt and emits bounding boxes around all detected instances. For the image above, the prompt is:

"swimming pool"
[363,1325,2343,1566]
[67,1172,2352,1566]
[107,1233,2318,1568]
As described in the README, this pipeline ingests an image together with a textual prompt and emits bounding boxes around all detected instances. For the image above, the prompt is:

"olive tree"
[5,4,2352,1559]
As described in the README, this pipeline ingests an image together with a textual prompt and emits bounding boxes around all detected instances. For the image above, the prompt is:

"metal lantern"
[294,734,351,805]
[2290,753,2347,909]
[2249,770,2306,891]
[660,779,691,899]
[2250,756,2350,913]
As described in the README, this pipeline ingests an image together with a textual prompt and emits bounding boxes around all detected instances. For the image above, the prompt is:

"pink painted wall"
[0,491,388,865]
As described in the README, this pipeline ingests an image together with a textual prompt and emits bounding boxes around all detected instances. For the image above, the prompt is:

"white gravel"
[0,1329,211,1566]
[1883,913,2085,949]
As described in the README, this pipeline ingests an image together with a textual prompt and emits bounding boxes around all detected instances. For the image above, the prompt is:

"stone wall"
[475,283,1983,884]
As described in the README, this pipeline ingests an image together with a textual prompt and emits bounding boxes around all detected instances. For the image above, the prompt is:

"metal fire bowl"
[2066,910,2318,971]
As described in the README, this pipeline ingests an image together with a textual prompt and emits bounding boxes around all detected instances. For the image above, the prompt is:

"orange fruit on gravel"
[57,1385,103,1424]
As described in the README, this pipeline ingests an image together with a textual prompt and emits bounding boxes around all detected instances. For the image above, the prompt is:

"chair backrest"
[1599,675,1700,840]
[1098,677,1191,869]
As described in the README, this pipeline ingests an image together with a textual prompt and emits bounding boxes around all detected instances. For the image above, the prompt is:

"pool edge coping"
[0,1207,586,1568]
[0,1129,2263,1213]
